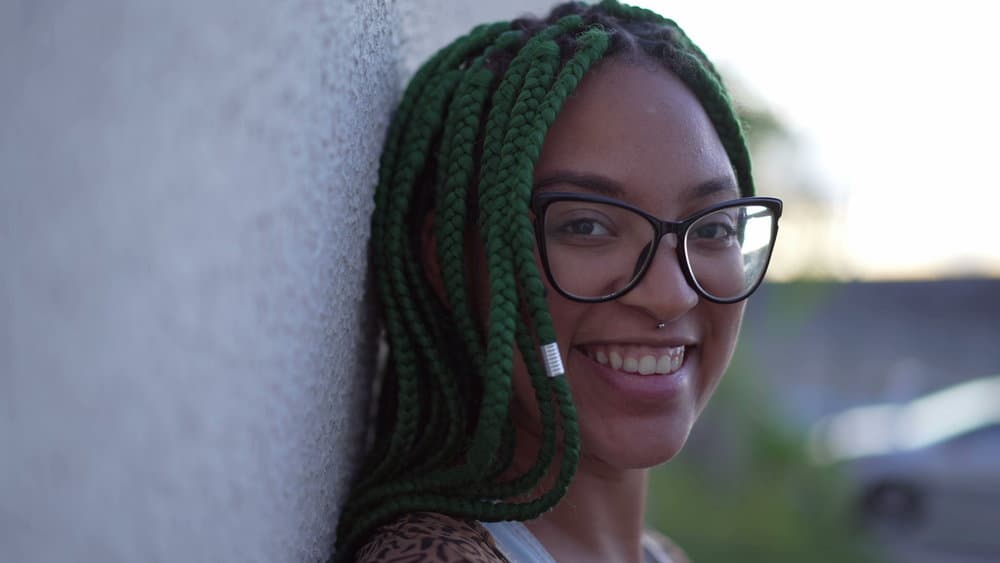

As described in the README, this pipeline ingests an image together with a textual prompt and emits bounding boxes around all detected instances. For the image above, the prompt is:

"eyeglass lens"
[542,201,776,301]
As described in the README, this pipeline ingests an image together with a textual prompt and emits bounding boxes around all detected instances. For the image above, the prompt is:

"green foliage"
[647,391,886,561]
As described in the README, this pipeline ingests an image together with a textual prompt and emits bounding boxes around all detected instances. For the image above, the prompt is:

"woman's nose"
[617,233,699,323]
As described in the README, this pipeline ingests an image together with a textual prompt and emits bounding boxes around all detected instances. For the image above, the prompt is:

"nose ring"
[656,321,666,330]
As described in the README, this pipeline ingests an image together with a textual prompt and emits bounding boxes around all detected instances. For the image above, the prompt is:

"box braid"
[333,1,754,559]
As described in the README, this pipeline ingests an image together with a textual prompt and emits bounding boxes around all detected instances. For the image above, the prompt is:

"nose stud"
[656,321,666,329]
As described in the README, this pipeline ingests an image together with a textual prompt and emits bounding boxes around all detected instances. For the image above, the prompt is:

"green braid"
[435,30,524,374]
[341,28,512,531]
[337,23,596,555]
[466,32,566,496]
[342,27,548,536]
[338,32,604,549]
[490,26,610,499]
[360,22,512,489]
[466,15,584,480]
[334,2,755,560]
[345,20,593,515]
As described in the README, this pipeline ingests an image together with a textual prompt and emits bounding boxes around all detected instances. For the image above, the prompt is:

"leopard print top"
[354,512,511,562]
[351,512,690,562]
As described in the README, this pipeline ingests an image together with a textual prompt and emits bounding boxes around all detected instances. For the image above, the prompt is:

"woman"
[335,1,782,561]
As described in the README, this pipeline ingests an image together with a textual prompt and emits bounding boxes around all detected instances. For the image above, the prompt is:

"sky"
[637,0,1000,280]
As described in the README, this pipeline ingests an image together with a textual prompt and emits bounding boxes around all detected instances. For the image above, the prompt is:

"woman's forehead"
[532,60,736,211]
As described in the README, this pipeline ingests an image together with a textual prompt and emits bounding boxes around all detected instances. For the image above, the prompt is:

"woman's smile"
[579,343,688,375]
[571,342,696,405]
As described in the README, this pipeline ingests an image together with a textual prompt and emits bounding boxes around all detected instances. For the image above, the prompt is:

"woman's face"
[511,59,745,471]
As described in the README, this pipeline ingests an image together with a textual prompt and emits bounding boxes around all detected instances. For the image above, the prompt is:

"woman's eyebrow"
[533,171,739,200]
[533,171,625,198]
[684,177,739,201]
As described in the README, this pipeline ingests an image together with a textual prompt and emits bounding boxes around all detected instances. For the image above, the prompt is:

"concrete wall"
[0,0,553,561]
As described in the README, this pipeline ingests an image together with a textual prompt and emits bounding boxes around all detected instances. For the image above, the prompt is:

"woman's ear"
[421,212,449,307]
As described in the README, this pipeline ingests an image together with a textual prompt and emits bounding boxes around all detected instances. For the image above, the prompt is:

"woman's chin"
[579,417,696,471]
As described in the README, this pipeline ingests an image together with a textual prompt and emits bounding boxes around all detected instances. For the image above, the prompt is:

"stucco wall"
[1,0,550,561]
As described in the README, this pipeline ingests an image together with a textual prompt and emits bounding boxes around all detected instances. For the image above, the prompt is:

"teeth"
[656,355,672,374]
[609,351,623,370]
[623,357,639,373]
[638,355,657,375]
[586,345,686,376]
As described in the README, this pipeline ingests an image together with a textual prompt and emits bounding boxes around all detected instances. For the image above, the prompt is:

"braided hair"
[334,1,754,559]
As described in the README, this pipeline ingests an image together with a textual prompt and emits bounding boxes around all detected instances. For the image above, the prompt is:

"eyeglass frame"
[530,191,784,305]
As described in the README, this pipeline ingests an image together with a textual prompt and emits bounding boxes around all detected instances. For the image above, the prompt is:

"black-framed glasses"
[531,192,783,304]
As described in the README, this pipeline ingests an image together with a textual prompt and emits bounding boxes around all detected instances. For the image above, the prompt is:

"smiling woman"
[333,2,782,561]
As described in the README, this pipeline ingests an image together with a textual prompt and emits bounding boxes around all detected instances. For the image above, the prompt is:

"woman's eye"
[560,219,610,236]
[692,222,736,242]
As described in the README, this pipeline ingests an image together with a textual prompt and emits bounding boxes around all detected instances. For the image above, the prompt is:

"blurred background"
[634,2,1000,562]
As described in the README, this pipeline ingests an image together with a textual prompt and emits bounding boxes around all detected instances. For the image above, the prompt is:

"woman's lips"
[572,344,694,403]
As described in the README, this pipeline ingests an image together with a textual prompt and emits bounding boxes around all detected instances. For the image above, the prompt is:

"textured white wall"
[400,0,556,75]
[0,0,397,560]
[0,0,551,561]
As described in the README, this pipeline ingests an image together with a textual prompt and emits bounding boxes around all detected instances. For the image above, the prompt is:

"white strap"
[481,521,556,563]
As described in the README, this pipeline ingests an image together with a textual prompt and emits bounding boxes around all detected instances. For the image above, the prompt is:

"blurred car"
[808,375,1000,563]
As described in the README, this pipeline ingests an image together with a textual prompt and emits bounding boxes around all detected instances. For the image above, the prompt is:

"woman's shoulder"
[354,511,511,562]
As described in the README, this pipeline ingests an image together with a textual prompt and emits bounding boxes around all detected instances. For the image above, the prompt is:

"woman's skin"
[422,57,745,563]
[510,59,746,563]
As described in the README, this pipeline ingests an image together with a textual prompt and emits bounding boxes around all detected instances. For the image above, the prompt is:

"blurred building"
[742,279,1000,423]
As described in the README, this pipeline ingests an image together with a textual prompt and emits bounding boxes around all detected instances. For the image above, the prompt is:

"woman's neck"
[525,460,648,563]
[502,423,650,563]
